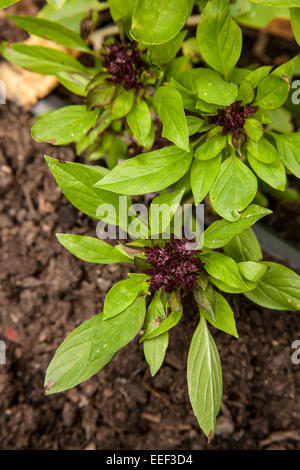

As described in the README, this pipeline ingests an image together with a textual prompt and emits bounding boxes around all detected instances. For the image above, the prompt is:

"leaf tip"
[44,379,56,394]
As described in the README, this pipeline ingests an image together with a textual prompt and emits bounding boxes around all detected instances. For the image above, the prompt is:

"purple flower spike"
[102,41,145,91]
[144,238,202,294]
[209,101,258,138]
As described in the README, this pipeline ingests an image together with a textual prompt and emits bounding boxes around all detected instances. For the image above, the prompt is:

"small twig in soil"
[142,380,170,405]
[141,412,161,424]
[260,430,300,448]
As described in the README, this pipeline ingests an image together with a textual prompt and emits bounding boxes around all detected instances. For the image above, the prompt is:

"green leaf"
[291,8,300,46]
[272,57,297,83]
[167,55,191,82]
[182,69,238,106]
[237,80,255,105]
[223,228,262,262]
[201,292,238,338]
[8,15,92,53]
[191,155,222,205]
[244,262,300,311]
[111,89,134,120]
[203,252,252,290]
[273,133,300,179]
[153,86,189,151]
[249,0,299,6]
[126,99,151,147]
[238,261,268,282]
[94,146,193,195]
[254,75,289,110]
[195,134,227,160]
[246,65,272,88]
[167,290,182,313]
[169,78,198,112]
[90,296,147,361]
[47,0,66,8]
[196,0,242,78]
[103,276,149,320]
[210,156,258,221]
[187,116,211,136]
[56,234,133,264]
[187,315,222,437]
[210,277,255,294]
[86,83,115,110]
[244,118,263,143]
[196,99,219,114]
[247,153,286,191]
[107,137,128,169]
[149,189,185,236]
[194,284,216,320]
[44,156,126,226]
[140,309,182,342]
[131,0,193,45]
[149,30,187,65]
[267,108,293,134]
[228,67,251,84]
[55,71,90,97]
[203,204,271,249]
[45,314,114,394]
[108,0,136,22]
[143,293,169,376]
[0,0,20,8]
[0,43,88,75]
[247,137,279,164]
[86,72,110,93]
[234,3,290,28]
[32,105,99,145]
[39,0,99,33]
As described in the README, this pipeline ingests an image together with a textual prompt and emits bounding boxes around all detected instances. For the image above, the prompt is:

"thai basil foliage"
[43,154,300,439]
[2,0,300,438]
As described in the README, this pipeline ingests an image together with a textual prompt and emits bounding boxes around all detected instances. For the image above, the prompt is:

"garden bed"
[1,101,300,450]
[1,0,300,451]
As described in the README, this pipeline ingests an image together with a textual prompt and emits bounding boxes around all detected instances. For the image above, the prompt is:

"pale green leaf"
[210,156,258,221]
[94,146,193,195]
[187,315,222,437]
[56,234,133,264]
[196,0,242,78]
[203,204,271,249]
[131,0,193,44]
[153,86,189,151]
[201,292,238,338]
[244,262,300,311]
[32,106,99,145]
[143,293,169,376]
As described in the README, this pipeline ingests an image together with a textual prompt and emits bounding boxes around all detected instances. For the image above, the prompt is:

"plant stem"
[186,15,201,27]
[90,24,119,51]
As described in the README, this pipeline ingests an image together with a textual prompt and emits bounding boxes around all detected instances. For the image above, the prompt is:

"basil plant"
[1,0,300,439]
[44,156,300,438]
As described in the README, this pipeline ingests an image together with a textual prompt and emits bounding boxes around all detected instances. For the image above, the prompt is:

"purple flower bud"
[102,41,146,91]
[143,238,202,293]
[208,101,258,138]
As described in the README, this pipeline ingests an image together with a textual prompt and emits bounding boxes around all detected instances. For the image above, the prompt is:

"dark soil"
[264,187,300,248]
[1,1,300,451]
